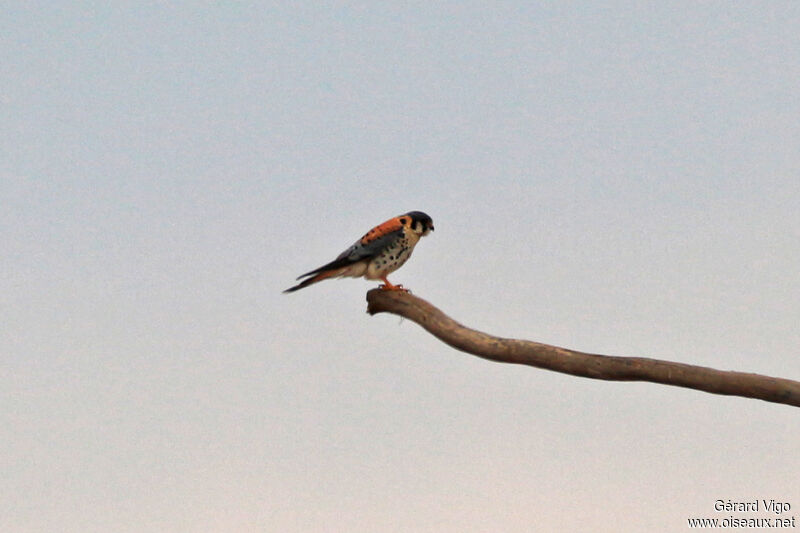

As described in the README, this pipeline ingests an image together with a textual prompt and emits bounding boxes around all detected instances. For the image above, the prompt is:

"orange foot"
[378,277,410,292]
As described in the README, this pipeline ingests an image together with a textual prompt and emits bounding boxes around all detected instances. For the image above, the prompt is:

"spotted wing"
[294,219,405,280]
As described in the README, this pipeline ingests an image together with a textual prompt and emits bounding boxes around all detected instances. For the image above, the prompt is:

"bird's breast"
[365,233,418,278]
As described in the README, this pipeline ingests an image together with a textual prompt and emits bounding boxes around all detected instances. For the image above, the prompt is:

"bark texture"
[366,289,800,408]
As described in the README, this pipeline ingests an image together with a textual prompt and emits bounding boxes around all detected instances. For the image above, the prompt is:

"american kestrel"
[284,211,434,293]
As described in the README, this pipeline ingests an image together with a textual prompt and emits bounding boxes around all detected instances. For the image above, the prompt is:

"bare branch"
[366,289,800,408]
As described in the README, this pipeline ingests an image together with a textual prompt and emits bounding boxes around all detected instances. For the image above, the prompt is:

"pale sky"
[2,2,799,532]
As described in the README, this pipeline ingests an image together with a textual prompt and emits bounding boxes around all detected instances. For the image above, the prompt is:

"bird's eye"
[399,218,408,225]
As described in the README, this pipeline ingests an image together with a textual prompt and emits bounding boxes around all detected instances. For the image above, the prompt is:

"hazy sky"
[3,2,799,532]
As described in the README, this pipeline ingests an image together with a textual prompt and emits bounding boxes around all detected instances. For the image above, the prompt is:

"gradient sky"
[3,2,799,532]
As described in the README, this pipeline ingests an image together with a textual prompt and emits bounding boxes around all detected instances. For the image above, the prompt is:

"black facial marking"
[399,218,408,225]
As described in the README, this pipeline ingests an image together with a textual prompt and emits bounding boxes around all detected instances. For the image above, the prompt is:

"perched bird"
[284,211,434,293]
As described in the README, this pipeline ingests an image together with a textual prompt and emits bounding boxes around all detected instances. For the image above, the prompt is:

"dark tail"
[283,270,334,293]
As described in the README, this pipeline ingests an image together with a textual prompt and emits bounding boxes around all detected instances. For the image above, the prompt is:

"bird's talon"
[378,283,410,292]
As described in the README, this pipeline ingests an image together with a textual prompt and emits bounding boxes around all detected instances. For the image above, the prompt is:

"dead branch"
[366,289,800,408]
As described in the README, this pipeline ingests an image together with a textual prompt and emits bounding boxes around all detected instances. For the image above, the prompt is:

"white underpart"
[335,262,368,279]
[364,228,421,280]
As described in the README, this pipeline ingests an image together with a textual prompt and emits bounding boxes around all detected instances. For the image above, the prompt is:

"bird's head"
[404,211,434,236]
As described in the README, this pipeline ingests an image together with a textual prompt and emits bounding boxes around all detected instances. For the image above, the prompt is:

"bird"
[284,211,434,293]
